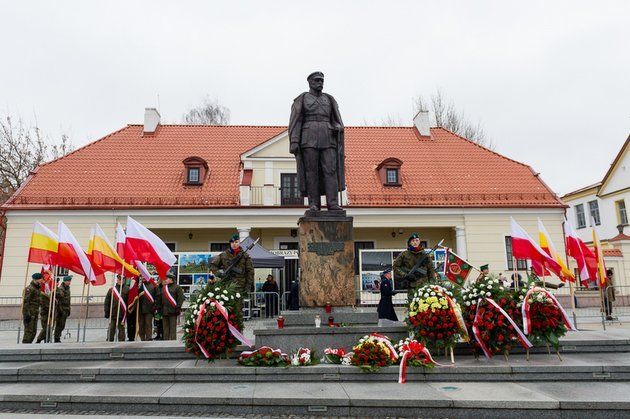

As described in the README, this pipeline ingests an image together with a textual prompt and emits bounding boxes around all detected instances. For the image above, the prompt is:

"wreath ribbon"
[398,340,444,384]
[193,299,253,359]
[522,287,576,334]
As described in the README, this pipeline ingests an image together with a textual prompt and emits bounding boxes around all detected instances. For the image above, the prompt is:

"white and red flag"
[564,217,597,286]
[57,221,105,285]
[116,223,156,285]
[591,217,608,287]
[125,217,176,279]
[537,219,575,282]
[510,217,562,275]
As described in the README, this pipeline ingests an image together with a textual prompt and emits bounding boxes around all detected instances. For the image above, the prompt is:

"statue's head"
[307,71,324,92]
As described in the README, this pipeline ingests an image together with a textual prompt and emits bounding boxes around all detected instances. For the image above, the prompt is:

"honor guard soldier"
[393,233,436,299]
[22,273,43,344]
[54,276,72,342]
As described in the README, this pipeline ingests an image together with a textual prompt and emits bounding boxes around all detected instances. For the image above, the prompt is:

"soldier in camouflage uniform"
[36,270,55,344]
[137,277,156,341]
[53,276,72,343]
[22,273,43,344]
[210,234,254,297]
[155,271,185,341]
[104,275,129,342]
[393,233,436,300]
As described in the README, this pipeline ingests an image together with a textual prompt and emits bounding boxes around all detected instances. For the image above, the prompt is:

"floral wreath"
[351,333,398,373]
[521,286,576,352]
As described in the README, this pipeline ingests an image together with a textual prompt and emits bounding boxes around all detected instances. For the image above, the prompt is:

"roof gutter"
[0,207,7,283]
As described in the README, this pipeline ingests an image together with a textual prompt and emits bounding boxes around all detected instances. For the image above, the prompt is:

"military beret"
[307,71,324,81]
[229,234,240,243]
[63,275,72,282]
[381,268,392,275]
[407,233,420,245]
[480,264,489,271]
[165,270,176,279]
[32,272,43,280]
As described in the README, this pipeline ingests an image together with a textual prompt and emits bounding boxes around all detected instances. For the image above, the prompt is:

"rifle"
[219,238,259,280]
[403,239,444,281]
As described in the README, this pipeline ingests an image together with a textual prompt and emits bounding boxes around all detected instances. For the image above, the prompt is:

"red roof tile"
[603,249,623,257]
[3,125,563,209]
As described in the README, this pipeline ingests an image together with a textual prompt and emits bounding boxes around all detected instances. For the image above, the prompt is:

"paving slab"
[252,381,349,406]
[160,381,254,405]
[70,382,172,404]
[342,381,451,408]
[520,381,630,410]
[428,381,560,409]
[0,382,85,402]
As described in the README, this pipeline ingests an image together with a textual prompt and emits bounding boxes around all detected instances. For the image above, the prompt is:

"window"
[505,237,527,270]
[617,200,628,225]
[165,242,176,252]
[210,242,229,252]
[386,168,399,185]
[280,173,302,206]
[182,156,208,185]
[575,204,586,229]
[354,241,375,274]
[376,157,402,186]
[187,167,200,183]
[588,200,600,226]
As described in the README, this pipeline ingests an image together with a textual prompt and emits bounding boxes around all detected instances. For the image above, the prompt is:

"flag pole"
[47,274,58,343]
[18,261,31,344]
[83,282,92,342]
[597,269,606,331]
[77,279,86,343]
[561,219,578,329]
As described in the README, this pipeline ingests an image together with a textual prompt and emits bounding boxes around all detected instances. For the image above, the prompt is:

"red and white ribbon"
[398,340,444,384]
[194,303,210,358]
[472,304,492,359]
[211,299,253,347]
[141,283,154,304]
[370,333,398,361]
[485,298,532,350]
[443,293,470,342]
[111,286,128,322]
[522,287,576,334]
[164,284,178,309]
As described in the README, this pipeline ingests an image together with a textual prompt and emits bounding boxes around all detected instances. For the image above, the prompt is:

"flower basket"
[351,333,398,373]
[521,287,576,353]
[290,347,316,366]
[238,346,290,367]
[406,284,468,353]
[182,281,245,362]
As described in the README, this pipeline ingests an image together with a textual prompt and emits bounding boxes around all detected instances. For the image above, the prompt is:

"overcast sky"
[2,0,629,196]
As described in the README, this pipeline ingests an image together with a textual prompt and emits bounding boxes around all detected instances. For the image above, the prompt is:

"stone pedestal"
[298,214,354,307]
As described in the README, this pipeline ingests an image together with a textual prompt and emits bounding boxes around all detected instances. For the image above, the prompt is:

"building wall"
[0,207,567,298]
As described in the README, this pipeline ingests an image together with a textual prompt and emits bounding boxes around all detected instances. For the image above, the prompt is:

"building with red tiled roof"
[0,109,569,298]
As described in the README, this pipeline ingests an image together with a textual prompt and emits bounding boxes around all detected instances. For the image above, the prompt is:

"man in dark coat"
[377,269,398,321]
[22,273,43,344]
[289,71,345,212]
[53,276,72,342]
[261,274,279,317]
[210,234,255,297]
[156,271,185,341]
[393,233,436,299]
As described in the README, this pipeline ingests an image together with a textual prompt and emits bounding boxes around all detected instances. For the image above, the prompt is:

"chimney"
[413,110,431,137]
[143,108,161,134]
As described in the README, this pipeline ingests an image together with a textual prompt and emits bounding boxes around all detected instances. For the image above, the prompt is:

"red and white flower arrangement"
[521,286,576,352]
[290,347,315,366]
[322,347,348,364]
[350,333,398,373]
[238,346,290,367]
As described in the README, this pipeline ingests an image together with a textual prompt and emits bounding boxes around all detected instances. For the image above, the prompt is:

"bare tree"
[415,90,494,149]
[182,96,230,125]
[0,114,74,193]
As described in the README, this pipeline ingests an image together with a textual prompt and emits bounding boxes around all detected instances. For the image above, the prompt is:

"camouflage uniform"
[155,280,185,341]
[138,281,156,341]
[36,293,52,343]
[393,247,436,299]
[104,283,129,342]
[54,281,71,342]
[22,280,41,344]
[210,248,254,296]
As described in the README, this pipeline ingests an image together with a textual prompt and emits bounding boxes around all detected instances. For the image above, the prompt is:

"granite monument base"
[298,214,354,307]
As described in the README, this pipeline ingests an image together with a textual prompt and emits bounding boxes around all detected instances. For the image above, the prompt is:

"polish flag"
[591,217,608,287]
[537,219,575,282]
[510,217,562,275]
[57,221,106,285]
[116,223,156,285]
[125,217,176,279]
[564,217,597,286]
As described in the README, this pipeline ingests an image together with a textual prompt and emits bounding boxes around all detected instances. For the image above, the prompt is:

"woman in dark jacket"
[261,274,279,317]
[377,269,398,321]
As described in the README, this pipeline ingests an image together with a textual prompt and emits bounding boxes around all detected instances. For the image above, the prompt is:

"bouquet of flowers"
[394,337,437,369]
[459,276,527,358]
[238,346,290,367]
[407,284,467,352]
[322,347,348,364]
[521,287,575,351]
[290,347,315,366]
[350,333,398,373]
[182,281,244,362]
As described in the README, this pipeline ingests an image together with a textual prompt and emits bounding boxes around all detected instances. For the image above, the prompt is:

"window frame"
[505,236,528,270]
[187,167,200,184]
[386,168,399,185]
[588,200,600,226]
[280,173,302,206]
[616,199,628,225]
[575,204,586,229]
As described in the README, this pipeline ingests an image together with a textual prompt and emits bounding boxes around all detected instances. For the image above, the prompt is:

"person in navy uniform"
[377,269,398,321]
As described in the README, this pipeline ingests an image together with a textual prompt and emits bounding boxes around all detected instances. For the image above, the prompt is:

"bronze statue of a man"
[289,72,345,212]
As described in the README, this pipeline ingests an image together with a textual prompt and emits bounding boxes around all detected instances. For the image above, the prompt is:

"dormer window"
[183,156,209,185]
[376,157,403,186]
